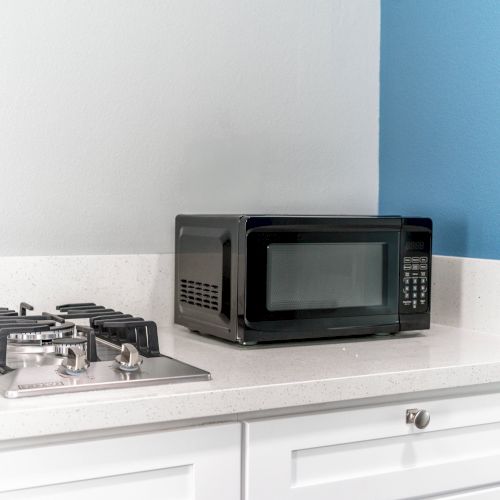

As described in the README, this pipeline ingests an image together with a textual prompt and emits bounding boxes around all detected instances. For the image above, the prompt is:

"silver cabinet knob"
[406,408,431,429]
[62,346,89,375]
[115,343,143,372]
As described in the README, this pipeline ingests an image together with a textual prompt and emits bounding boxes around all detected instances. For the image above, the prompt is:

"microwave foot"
[374,332,394,337]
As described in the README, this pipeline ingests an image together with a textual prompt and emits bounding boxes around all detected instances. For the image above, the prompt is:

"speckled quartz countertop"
[1,324,500,441]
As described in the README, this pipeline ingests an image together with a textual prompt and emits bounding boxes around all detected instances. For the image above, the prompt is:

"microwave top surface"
[175,214,432,230]
[177,214,404,218]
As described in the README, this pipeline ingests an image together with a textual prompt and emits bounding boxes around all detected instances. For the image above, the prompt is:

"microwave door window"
[266,243,386,311]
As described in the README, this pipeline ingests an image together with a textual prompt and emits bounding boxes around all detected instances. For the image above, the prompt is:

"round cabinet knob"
[406,408,431,429]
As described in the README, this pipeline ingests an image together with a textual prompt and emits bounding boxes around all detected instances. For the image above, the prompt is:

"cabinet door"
[435,485,500,499]
[0,422,240,500]
[244,393,500,500]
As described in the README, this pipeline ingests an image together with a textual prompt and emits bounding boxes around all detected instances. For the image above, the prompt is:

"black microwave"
[174,215,432,344]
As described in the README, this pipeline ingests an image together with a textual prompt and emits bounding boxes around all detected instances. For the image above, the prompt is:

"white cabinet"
[0,422,240,500]
[6,392,500,500]
[442,486,500,499]
[243,393,500,500]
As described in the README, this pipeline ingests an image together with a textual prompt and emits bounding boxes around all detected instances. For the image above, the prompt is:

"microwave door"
[245,230,400,337]
[267,242,389,311]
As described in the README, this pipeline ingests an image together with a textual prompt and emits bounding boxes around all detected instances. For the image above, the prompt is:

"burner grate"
[0,302,162,375]
[60,304,161,358]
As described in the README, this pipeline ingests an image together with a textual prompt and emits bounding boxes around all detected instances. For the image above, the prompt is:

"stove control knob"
[62,346,89,375]
[115,343,143,372]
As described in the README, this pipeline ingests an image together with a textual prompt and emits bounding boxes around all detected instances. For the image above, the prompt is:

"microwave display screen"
[266,242,385,311]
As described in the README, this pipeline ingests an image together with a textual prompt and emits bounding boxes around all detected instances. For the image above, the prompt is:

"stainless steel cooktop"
[1,302,210,398]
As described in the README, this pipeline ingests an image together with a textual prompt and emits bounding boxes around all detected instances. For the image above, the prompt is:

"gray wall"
[0,0,380,256]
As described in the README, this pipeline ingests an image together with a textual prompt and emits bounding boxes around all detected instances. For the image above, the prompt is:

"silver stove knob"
[61,346,89,375]
[115,343,143,372]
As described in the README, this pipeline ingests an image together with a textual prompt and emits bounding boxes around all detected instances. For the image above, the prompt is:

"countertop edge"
[1,360,500,441]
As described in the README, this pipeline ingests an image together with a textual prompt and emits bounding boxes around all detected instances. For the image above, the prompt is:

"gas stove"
[0,302,210,398]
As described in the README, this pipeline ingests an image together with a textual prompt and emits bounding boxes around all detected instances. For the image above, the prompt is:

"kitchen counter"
[1,324,500,441]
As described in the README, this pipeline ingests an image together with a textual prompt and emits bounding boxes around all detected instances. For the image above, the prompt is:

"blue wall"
[379,0,500,259]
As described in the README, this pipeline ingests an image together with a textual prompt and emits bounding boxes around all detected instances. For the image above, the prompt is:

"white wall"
[0,0,380,256]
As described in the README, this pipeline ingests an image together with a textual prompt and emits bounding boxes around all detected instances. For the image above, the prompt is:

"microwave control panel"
[400,226,432,314]
[401,256,429,312]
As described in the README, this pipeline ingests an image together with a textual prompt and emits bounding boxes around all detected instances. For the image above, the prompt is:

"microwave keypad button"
[401,266,428,309]
[421,257,428,263]
[411,257,421,263]
[404,257,412,263]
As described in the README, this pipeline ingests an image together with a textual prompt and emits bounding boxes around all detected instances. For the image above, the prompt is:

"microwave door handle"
[221,238,231,319]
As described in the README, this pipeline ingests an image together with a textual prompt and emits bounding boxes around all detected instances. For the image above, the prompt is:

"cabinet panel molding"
[0,423,240,500]
[244,394,500,499]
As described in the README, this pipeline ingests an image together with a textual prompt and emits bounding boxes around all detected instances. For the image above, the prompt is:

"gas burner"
[53,337,87,357]
[0,303,75,362]
[0,302,160,373]
[0,301,210,397]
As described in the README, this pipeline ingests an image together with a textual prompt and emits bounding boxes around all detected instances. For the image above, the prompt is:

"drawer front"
[436,485,500,499]
[0,423,240,500]
[244,392,500,500]
[0,466,195,500]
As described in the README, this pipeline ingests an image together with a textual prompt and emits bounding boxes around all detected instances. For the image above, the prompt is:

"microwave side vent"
[180,280,220,311]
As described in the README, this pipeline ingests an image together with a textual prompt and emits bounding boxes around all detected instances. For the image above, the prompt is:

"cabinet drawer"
[244,392,500,500]
[437,484,500,499]
[0,422,240,500]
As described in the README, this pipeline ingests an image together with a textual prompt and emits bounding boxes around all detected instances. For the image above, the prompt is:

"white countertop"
[1,324,500,441]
